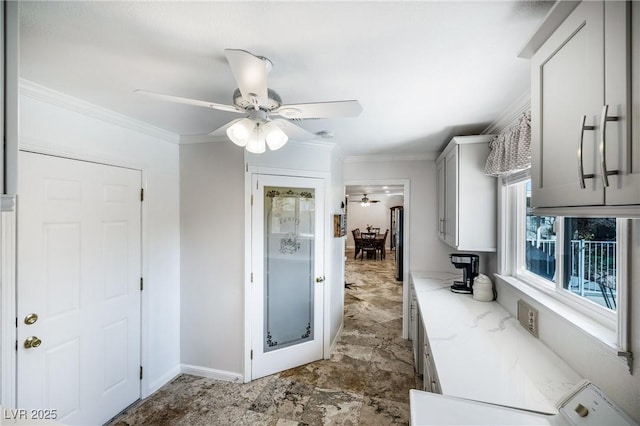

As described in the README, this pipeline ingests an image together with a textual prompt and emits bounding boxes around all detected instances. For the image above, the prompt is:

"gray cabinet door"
[606,1,638,205]
[436,158,446,241]
[444,147,458,247]
[531,1,605,207]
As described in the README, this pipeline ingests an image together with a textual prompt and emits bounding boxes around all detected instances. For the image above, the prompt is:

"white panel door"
[17,151,141,425]
[251,174,324,380]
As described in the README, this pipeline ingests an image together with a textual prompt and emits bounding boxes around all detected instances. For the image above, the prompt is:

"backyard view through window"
[523,181,617,312]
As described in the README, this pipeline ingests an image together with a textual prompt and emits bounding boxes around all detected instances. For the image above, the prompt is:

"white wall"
[180,142,245,378]
[17,81,182,396]
[346,195,403,249]
[344,157,452,272]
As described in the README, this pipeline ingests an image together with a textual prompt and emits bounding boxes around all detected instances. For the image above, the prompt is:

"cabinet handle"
[599,104,620,187]
[578,115,595,189]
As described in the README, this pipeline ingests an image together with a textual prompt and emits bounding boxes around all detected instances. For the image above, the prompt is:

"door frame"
[243,166,330,383]
[344,179,411,339]
[1,146,149,408]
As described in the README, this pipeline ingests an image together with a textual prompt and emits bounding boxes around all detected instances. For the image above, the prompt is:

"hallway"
[109,249,417,425]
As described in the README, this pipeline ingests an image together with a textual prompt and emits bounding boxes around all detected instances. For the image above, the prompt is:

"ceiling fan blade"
[274,100,362,119]
[271,119,315,142]
[135,90,241,114]
[224,49,269,106]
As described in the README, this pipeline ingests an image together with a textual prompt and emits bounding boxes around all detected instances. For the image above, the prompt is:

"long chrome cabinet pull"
[599,104,620,187]
[578,115,595,189]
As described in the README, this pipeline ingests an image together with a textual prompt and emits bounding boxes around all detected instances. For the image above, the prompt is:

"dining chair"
[360,232,378,260]
[352,228,362,259]
[378,229,389,260]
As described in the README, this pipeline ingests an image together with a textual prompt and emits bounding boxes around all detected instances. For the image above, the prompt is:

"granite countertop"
[410,270,582,414]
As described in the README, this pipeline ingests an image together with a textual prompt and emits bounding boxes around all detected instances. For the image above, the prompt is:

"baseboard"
[144,365,181,398]
[180,364,243,383]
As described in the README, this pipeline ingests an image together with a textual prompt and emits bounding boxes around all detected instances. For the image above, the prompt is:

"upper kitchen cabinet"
[526,1,639,213]
[436,135,496,252]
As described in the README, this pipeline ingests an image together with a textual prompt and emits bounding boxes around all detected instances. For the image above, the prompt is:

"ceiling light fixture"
[226,108,288,154]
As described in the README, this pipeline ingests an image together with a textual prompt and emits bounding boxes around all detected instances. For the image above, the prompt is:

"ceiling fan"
[135,49,362,153]
[349,194,380,206]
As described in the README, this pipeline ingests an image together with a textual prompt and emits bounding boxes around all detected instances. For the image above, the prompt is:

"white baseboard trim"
[328,321,344,358]
[145,365,181,398]
[180,364,243,383]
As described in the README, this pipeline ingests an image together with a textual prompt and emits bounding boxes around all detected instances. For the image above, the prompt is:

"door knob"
[24,313,38,325]
[315,276,325,283]
[24,336,42,349]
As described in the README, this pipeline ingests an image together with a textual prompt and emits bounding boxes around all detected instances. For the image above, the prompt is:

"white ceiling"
[18,1,552,156]
[345,184,404,198]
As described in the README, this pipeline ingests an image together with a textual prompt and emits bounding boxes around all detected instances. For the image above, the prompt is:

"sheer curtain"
[485,111,531,181]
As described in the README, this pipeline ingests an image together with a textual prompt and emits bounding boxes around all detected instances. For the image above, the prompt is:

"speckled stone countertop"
[410,270,582,414]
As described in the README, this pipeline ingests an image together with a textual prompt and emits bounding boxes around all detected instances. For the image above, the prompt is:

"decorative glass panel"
[563,218,617,311]
[263,187,315,352]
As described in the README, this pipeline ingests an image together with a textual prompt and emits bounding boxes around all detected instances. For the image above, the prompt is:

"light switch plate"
[517,299,539,338]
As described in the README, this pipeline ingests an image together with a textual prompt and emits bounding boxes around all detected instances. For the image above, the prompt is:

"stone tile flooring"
[108,248,419,425]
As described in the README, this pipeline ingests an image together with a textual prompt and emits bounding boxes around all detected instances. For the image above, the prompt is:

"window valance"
[484,111,531,177]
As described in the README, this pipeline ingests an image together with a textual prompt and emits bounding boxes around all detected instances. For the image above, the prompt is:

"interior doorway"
[343,180,410,338]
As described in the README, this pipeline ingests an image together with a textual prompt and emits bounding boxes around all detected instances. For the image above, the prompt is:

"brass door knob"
[24,313,38,325]
[24,336,42,349]
[315,276,325,283]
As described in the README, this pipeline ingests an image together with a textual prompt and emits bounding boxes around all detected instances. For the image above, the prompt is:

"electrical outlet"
[517,299,539,338]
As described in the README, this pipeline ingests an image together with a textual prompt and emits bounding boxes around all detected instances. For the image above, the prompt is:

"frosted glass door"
[263,187,315,351]
[251,174,324,380]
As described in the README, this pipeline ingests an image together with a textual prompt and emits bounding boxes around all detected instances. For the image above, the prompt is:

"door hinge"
[15,340,18,351]
[251,194,253,206]
[250,272,253,283]
[140,366,143,380]
[140,188,144,202]
[250,350,253,360]
[245,163,248,172]
[140,277,143,291]
[15,317,18,328]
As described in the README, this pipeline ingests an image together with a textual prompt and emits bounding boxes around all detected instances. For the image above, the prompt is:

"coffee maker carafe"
[450,253,479,294]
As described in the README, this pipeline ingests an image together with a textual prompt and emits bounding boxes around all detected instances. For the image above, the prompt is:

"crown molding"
[19,79,180,145]
[344,153,436,163]
[482,90,531,135]
[179,134,226,144]
[180,133,335,151]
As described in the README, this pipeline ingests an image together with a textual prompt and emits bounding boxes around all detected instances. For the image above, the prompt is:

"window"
[505,179,625,330]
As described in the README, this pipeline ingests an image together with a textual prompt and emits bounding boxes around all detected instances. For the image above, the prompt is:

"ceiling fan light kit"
[226,109,288,153]
[135,48,362,154]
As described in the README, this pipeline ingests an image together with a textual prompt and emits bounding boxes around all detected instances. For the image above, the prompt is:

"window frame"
[499,178,629,349]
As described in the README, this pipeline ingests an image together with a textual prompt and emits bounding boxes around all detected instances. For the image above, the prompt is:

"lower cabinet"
[409,279,440,392]
[422,328,441,394]
[410,284,424,376]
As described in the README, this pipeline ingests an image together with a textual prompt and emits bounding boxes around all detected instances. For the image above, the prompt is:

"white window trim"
[497,179,630,353]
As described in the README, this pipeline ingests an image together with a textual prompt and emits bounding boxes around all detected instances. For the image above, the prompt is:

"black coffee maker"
[450,253,479,294]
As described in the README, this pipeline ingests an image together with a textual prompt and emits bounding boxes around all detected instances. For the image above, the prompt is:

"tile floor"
[108,248,419,425]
